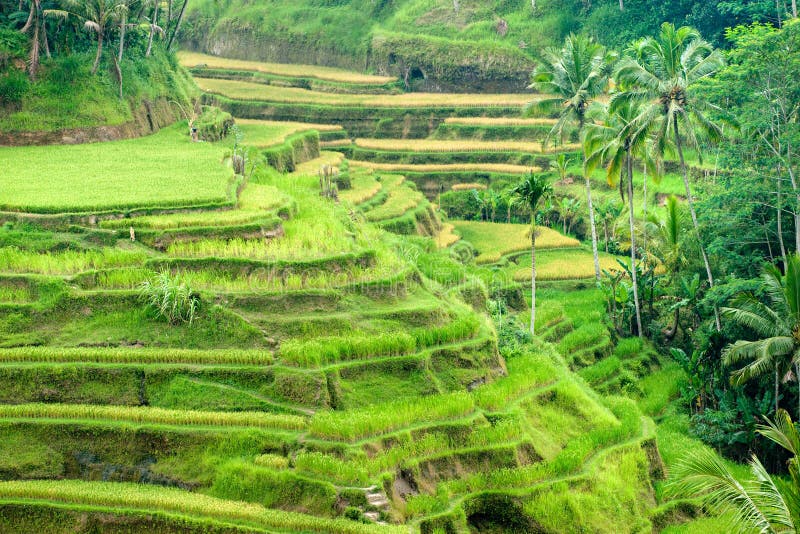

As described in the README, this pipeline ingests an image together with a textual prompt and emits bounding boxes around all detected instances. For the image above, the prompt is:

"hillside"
[2,2,800,533]
[181,0,774,91]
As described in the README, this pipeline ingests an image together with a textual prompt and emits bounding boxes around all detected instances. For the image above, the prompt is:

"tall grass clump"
[140,270,200,325]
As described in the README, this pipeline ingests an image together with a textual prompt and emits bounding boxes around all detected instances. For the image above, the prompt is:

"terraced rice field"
[0,50,703,534]
[196,78,533,107]
[179,51,397,85]
[452,221,581,264]
[0,125,233,213]
[444,117,559,126]
[349,161,535,174]
[352,138,579,153]
[233,118,342,147]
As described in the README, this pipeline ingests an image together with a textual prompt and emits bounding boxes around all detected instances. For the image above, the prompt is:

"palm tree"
[510,172,552,335]
[585,101,655,338]
[723,254,800,417]
[614,22,726,330]
[527,34,615,282]
[20,0,52,80]
[670,409,800,532]
[46,0,128,75]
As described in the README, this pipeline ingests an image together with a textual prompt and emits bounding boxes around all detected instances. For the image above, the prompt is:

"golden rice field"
[178,51,397,85]
[196,78,533,108]
[340,173,382,205]
[353,138,579,153]
[452,221,580,264]
[349,161,536,174]
[451,183,487,191]
[290,151,345,176]
[320,139,353,148]
[512,249,624,281]
[435,223,460,248]
[444,117,559,126]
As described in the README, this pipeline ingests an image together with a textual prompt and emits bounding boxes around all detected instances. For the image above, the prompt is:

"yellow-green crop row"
[451,221,580,264]
[290,151,345,176]
[349,161,535,174]
[0,403,306,430]
[451,183,487,191]
[444,117,559,126]
[233,118,341,148]
[339,172,383,205]
[196,78,533,108]
[100,184,292,230]
[0,480,405,534]
[353,138,579,153]
[0,247,147,275]
[435,223,460,248]
[0,347,273,365]
[364,185,424,222]
[512,249,624,282]
[178,51,397,85]
[309,391,476,441]
[320,139,353,148]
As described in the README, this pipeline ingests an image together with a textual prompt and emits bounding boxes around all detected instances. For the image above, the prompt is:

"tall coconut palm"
[723,254,800,417]
[614,22,726,330]
[510,172,552,335]
[20,0,51,80]
[46,0,128,75]
[527,34,615,281]
[669,409,800,533]
[585,101,656,338]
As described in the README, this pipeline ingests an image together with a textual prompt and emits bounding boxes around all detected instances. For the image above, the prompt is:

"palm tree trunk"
[166,0,189,51]
[530,219,537,335]
[118,13,126,65]
[585,175,601,280]
[673,120,721,331]
[619,0,624,10]
[626,151,643,338]
[92,31,104,75]
[642,165,648,257]
[776,364,780,414]
[778,171,788,270]
[793,0,798,18]
[146,0,158,57]
[28,14,40,80]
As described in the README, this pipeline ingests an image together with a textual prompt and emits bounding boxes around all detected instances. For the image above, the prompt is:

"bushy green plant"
[139,270,200,325]
[0,69,29,107]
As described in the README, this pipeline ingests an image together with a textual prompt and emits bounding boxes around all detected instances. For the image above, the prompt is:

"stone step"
[366,493,390,508]
[364,511,381,522]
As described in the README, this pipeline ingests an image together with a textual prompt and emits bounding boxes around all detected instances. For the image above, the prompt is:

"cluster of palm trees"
[527,23,726,338]
[18,0,189,80]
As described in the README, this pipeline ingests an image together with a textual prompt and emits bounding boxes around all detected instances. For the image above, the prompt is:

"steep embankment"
[0,50,197,145]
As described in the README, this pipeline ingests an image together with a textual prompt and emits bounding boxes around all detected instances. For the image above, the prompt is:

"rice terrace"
[0,1,798,533]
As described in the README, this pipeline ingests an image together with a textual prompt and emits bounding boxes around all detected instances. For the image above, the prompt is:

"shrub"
[0,69,29,107]
[139,270,200,325]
